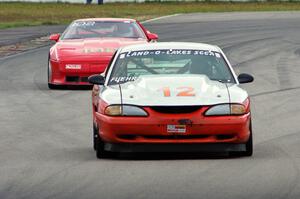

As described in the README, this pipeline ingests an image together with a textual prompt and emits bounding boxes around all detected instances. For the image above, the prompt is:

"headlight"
[104,105,148,117]
[104,105,122,116]
[205,104,246,116]
[231,104,246,115]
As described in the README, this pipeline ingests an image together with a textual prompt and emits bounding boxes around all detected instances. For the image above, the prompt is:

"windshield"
[61,21,146,40]
[108,49,235,85]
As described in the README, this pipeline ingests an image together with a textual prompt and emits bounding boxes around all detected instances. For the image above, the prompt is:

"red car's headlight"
[105,105,148,117]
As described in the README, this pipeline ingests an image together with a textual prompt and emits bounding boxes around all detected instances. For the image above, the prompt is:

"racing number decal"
[177,87,195,96]
[161,87,195,97]
[162,87,171,97]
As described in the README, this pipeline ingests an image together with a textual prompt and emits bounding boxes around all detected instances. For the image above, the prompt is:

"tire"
[93,123,98,151]
[241,129,253,157]
[230,121,253,157]
[94,124,116,159]
[47,58,62,89]
[48,83,58,89]
[47,59,54,89]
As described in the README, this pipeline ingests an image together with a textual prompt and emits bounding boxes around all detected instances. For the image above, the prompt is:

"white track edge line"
[141,13,181,24]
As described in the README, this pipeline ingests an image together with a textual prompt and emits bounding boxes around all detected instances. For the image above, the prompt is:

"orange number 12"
[161,87,195,97]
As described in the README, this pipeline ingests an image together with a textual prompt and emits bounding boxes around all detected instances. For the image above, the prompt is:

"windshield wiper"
[210,78,231,83]
[130,59,158,74]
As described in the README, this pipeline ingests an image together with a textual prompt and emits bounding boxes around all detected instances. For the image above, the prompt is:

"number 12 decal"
[161,87,195,97]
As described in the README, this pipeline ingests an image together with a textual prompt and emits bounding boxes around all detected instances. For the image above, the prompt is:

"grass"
[1,2,300,29]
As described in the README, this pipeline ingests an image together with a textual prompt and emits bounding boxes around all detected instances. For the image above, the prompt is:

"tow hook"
[178,119,193,126]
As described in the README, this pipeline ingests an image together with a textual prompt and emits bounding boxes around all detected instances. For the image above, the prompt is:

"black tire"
[47,58,54,89]
[230,121,253,157]
[242,129,253,156]
[48,83,58,89]
[47,58,62,89]
[93,123,98,151]
[94,125,116,159]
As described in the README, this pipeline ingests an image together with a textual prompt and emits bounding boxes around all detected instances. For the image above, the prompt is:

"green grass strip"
[1,2,300,29]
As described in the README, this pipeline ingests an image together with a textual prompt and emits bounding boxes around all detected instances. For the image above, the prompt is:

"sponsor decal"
[120,49,221,58]
[82,48,117,54]
[125,51,150,57]
[65,64,81,69]
[167,125,186,133]
[119,54,126,59]
[72,21,95,27]
[72,21,131,26]
[110,76,138,84]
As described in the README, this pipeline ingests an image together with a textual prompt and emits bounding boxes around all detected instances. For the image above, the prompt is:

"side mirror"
[238,73,254,84]
[49,33,60,42]
[147,32,158,41]
[88,74,105,85]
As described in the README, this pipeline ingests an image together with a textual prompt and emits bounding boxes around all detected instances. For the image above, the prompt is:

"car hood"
[101,75,248,106]
[53,37,147,59]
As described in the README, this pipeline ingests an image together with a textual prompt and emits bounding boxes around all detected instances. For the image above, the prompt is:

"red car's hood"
[54,37,148,60]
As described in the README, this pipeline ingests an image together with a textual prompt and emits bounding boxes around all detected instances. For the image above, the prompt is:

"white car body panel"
[101,75,248,106]
[101,42,248,106]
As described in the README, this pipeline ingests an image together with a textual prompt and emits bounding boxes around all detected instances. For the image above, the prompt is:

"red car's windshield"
[61,21,146,40]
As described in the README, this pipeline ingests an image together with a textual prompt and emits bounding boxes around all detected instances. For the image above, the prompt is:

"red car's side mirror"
[147,32,158,41]
[49,33,60,42]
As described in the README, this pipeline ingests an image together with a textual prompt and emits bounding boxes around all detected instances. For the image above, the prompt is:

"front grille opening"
[66,76,79,82]
[216,135,235,140]
[66,76,89,82]
[142,135,210,139]
[117,134,210,140]
[150,106,201,114]
[81,76,89,82]
[118,135,137,140]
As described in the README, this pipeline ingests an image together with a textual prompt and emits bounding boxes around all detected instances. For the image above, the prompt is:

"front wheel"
[94,124,116,159]
[241,129,253,156]
[48,59,62,89]
[230,122,253,157]
[48,59,54,89]
[93,123,97,151]
[48,59,56,89]
[48,83,58,89]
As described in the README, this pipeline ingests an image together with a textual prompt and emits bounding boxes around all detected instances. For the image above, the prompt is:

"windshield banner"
[120,50,222,59]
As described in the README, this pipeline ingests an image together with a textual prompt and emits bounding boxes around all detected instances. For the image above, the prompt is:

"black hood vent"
[150,106,201,114]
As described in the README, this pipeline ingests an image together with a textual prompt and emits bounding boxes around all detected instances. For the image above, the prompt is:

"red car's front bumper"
[49,59,109,85]
[95,107,251,152]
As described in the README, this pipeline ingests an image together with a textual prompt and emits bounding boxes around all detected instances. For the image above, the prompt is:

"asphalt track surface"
[0,25,65,46]
[1,12,300,199]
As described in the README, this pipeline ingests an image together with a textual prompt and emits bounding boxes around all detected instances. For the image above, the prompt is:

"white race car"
[88,42,254,158]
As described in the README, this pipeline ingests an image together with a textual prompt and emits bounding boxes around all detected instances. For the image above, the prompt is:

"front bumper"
[104,142,246,153]
[95,107,251,146]
[49,59,108,85]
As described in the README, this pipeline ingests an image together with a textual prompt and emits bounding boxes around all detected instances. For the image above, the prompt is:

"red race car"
[48,18,158,89]
[89,42,254,159]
